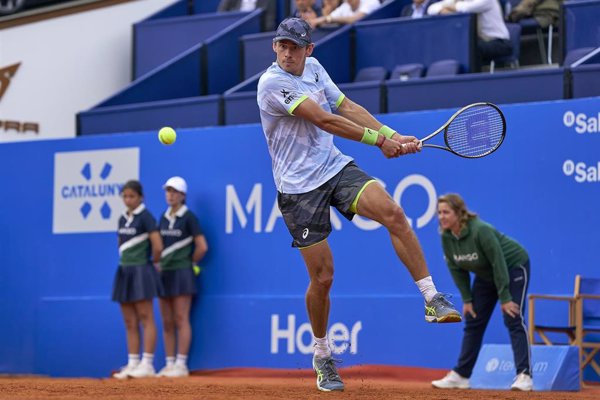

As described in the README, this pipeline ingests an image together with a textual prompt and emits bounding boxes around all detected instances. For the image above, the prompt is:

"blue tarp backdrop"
[1,97,599,377]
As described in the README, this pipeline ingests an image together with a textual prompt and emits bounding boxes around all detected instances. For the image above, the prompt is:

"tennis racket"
[417,102,506,158]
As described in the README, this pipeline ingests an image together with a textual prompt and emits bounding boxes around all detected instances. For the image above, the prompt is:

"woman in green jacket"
[431,193,532,391]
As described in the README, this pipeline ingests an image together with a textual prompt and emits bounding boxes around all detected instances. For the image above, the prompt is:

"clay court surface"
[2,366,598,400]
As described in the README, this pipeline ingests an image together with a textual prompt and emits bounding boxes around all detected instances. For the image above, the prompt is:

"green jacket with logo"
[441,217,529,304]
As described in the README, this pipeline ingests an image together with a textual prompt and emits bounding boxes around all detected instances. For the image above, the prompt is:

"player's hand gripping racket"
[418,102,506,158]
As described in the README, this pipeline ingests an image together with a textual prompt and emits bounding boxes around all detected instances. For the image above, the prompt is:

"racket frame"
[419,102,506,158]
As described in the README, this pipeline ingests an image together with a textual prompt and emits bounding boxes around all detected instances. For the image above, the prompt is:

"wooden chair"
[528,275,600,384]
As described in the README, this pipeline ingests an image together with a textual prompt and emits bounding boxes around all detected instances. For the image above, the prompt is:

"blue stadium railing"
[77,0,600,135]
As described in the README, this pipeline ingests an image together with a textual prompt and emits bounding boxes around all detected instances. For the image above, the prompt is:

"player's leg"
[278,180,343,391]
[171,295,193,377]
[300,241,333,340]
[355,182,429,279]
[300,240,344,392]
[128,299,157,377]
[352,180,460,322]
[113,303,141,379]
[158,297,176,376]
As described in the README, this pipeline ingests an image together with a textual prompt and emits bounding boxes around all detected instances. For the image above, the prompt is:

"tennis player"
[257,17,462,392]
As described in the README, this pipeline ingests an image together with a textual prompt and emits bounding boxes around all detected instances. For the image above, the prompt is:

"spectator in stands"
[112,180,163,379]
[322,0,342,16]
[257,17,461,392]
[427,0,512,70]
[401,0,435,18]
[508,0,560,28]
[308,0,380,28]
[431,193,532,391]
[218,0,276,31]
[293,0,322,21]
[156,177,208,378]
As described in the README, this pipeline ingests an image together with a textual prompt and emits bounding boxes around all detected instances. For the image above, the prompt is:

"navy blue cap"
[273,17,312,47]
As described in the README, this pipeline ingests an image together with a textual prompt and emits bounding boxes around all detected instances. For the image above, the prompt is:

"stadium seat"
[390,63,424,81]
[425,59,460,77]
[354,66,388,82]
[489,23,521,73]
[528,275,600,385]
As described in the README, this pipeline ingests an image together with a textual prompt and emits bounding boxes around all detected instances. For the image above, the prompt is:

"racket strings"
[446,105,505,158]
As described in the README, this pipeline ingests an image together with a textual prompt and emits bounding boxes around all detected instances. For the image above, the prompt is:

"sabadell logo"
[563,111,600,134]
[562,159,600,183]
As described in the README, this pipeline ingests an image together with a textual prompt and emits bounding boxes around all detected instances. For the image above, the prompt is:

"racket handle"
[401,142,423,151]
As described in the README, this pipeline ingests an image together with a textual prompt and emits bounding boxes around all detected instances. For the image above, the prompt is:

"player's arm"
[192,235,208,265]
[477,227,512,304]
[149,231,163,267]
[336,96,420,148]
[292,97,405,158]
[448,262,472,302]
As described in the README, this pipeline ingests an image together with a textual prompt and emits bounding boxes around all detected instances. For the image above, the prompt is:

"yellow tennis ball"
[158,127,176,145]
[193,265,202,276]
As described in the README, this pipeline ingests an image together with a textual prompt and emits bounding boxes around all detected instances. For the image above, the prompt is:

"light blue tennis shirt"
[257,57,353,194]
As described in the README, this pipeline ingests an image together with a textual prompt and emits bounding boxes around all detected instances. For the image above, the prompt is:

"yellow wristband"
[360,127,379,146]
[379,125,396,139]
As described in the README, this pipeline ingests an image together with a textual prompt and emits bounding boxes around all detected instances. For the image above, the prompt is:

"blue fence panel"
[95,48,202,108]
[3,97,600,377]
[354,14,475,75]
[142,0,189,22]
[241,32,276,80]
[134,12,247,79]
[563,0,600,55]
[570,64,600,98]
[337,82,384,114]
[225,70,263,94]
[223,91,260,125]
[195,0,221,14]
[386,69,565,113]
[78,95,222,135]
[312,24,353,83]
[204,11,263,94]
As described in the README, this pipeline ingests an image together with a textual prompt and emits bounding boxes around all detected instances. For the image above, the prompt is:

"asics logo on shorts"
[302,228,309,239]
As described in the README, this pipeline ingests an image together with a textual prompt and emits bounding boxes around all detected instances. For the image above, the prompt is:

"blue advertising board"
[0,97,599,377]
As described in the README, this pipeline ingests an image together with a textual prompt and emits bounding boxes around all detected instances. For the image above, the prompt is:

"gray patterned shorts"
[277,162,374,248]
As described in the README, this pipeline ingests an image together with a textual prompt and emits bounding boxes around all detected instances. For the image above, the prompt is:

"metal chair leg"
[536,27,547,64]
[547,24,554,64]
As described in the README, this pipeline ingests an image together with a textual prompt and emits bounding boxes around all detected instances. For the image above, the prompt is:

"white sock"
[416,276,438,303]
[166,356,175,367]
[175,354,188,367]
[128,354,140,367]
[313,336,331,359]
[141,352,154,366]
